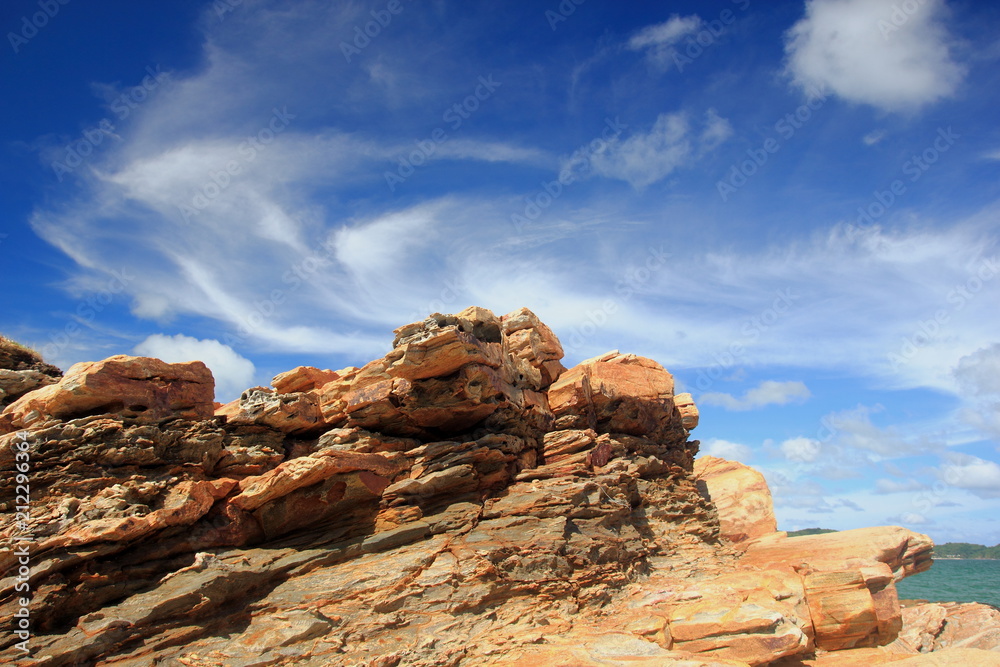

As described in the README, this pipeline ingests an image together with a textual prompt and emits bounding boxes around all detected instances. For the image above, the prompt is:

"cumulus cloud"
[953,344,1000,396]
[701,380,811,411]
[781,437,823,462]
[941,453,1000,498]
[784,0,965,112]
[134,334,255,402]
[702,438,753,461]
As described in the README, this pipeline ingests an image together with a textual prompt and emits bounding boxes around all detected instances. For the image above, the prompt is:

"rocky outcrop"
[0,310,996,666]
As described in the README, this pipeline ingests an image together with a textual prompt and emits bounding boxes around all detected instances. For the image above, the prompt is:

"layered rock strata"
[0,308,996,666]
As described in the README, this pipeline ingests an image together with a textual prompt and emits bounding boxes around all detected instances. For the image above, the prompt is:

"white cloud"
[700,108,734,151]
[701,438,753,461]
[781,436,822,462]
[629,15,702,50]
[784,0,965,112]
[957,404,1000,442]
[572,110,731,189]
[863,129,887,146]
[822,404,937,457]
[887,512,931,525]
[333,203,441,287]
[133,334,255,402]
[952,345,1000,440]
[941,453,1000,498]
[436,140,551,167]
[954,344,1000,396]
[875,478,927,494]
[701,380,811,411]
[628,15,702,69]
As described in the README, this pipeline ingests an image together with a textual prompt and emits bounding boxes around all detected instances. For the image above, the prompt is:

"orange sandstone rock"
[0,354,214,432]
[694,455,778,544]
[270,365,340,394]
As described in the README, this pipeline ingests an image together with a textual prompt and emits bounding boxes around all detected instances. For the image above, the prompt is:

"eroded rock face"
[0,311,994,667]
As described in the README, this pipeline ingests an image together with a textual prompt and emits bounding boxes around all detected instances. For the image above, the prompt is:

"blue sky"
[2,0,1000,544]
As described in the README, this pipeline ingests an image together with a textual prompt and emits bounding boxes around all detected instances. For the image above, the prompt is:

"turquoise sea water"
[896,559,1000,609]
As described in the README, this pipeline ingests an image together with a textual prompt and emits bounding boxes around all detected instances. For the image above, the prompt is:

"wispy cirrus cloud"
[627,14,702,69]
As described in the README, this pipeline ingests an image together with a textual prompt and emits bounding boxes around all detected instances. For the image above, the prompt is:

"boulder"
[674,392,699,429]
[666,569,813,664]
[0,355,214,432]
[270,366,340,394]
[694,455,777,544]
[547,351,683,444]
[316,307,555,438]
[222,386,324,434]
[501,306,566,386]
[741,526,934,581]
[803,565,900,650]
